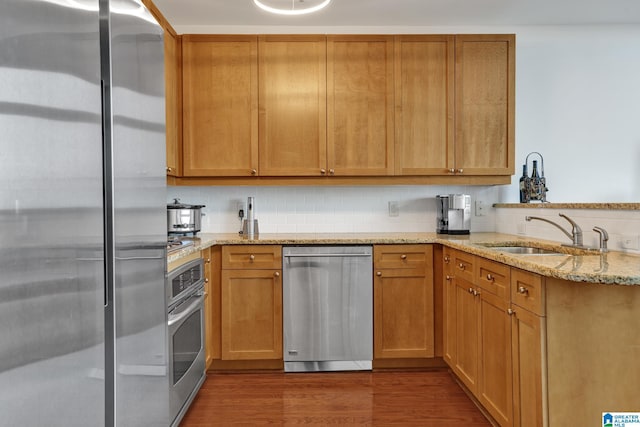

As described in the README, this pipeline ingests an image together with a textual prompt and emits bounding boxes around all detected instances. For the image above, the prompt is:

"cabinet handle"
[329,169,335,175]
[166,167,172,173]
[376,271,382,277]
[486,274,494,282]
[249,255,255,262]
[473,289,480,297]
[457,168,464,174]
[204,278,209,283]
[458,263,465,270]
[251,169,257,175]
[444,255,450,263]
[274,271,280,277]
[206,258,211,264]
[400,254,407,260]
[468,287,474,294]
[518,286,529,295]
[448,168,455,174]
[445,275,453,281]
[507,308,516,316]
[320,169,326,175]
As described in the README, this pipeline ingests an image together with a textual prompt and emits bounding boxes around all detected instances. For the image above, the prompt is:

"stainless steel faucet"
[593,226,609,253]
[525,213,584,247]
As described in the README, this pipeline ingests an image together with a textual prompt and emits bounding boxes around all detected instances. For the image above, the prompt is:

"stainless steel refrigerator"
[0,0,169,425]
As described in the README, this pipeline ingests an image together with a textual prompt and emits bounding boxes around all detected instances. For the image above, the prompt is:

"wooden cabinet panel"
[164,30,181,177]
[511,268,545,316]
[182,35,258,177]
[454,277,480,393]
[394,35,455,175]
[327,35,395,176]
[477,257,511,299]
[374,244,429,272]
[202,247,213,369]
[374,245,434,359]
[451,249,475,284]
[221,269,282,360]
[221,245,282,270]
[454,34,515,175]
[478,289,513,427]
[258,36,327,176]
[442,248,456,366]
[511,306,545,427]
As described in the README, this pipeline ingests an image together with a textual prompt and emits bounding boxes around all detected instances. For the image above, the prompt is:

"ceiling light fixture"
[253,0,332,16]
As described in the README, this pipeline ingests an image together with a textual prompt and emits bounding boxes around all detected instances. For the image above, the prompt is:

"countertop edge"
[493,202,640,210]
[168,233,640,286]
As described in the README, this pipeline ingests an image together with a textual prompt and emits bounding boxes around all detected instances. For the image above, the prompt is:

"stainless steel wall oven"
[167,257,206,426]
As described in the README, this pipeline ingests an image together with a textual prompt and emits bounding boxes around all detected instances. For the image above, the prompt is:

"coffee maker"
[436,194,471,235]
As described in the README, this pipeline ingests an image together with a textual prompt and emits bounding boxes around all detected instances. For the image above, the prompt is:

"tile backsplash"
[168,185,500,234]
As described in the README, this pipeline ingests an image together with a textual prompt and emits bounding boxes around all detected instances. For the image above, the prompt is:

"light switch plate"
[621,235,639,250]
[388,201,399,217]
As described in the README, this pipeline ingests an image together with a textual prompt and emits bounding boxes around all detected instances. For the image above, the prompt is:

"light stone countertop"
[168,232,640,286]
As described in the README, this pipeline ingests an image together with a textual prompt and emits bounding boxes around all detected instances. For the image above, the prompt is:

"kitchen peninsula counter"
[169,232,640,286]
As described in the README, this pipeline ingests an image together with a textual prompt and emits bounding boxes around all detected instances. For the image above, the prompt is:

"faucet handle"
[593,226,609,252]
[559,213,583,246]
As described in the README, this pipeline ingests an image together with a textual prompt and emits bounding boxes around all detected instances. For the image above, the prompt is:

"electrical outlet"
[621,235,639,250]
[475,201,486,217]
[388,201,399,217]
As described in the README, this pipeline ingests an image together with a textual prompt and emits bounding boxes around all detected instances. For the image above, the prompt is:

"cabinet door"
[443,248,456,366]
[512,307,546,427]
[258,36,327,176]
[478,290,513,427]
[394,35,454,175]
[454,277,480,393]
[182,35,258,176]
[202,248,213,369]
[373,246,434,359]
[221,269,282,360]
[327,35,394,176]
[164,30,180,177]
[454,34,515,175]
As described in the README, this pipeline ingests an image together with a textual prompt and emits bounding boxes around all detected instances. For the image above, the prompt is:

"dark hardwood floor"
[180,370,492,426]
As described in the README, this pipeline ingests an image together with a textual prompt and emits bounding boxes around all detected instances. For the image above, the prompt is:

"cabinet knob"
[376,271,382,277]
[329,169,335,175]
[444,255,450,263]
[206,258,211,264]
[251,169,257,175]
[166,167,172,173]
[448,168,455,174]
[507,308,516,316]
[486,274,494,282]
[518,286,529,295]
[458,263,465,270]
[457,168,464,174]
[320,169,326,175]
[249,254,255,262]
[204,278,209,284]
[400,254,407,260]
[473,289,480,297]
[468,287,474,294]
[445,275,453,281]
[274,271,280,277]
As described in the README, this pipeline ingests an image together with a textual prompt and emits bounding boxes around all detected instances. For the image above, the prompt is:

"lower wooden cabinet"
[220,245,283,361]
[373,245,434,359]
[202,247,214,369]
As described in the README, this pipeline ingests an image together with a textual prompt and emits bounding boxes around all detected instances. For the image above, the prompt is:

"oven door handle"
[168,293,203,327]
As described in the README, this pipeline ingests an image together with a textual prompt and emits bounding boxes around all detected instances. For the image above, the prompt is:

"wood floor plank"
[180,370,491,426]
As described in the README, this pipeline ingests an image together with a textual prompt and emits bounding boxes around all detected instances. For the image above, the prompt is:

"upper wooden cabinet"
[327,35,395,176]
[258,36,327,176]
[454,34,515,176]
[394,35,455,175]
[182,35,258,177]
[164,30,181,177]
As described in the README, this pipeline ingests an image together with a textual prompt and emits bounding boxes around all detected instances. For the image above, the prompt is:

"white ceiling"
[152,0,640,31]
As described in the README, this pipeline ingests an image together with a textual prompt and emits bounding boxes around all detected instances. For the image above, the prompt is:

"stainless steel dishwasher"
[282,245,373,372]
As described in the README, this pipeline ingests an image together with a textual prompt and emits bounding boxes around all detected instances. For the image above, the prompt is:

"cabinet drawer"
[222,245,282,269]
[511,268,545,316]
[451,250,475,283]
[374,244,429,273]
[477,258,510,300]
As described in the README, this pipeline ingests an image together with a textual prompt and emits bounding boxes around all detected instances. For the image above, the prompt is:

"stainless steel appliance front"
[282,246,373,372]
[167,257,206,427]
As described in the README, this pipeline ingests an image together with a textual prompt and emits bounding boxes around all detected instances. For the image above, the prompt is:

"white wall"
[168,24,640,238]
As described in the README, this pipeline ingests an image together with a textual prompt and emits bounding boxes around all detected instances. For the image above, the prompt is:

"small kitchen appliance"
[241,196,259,238]
[167,198,205,235]
[436,194,471,235]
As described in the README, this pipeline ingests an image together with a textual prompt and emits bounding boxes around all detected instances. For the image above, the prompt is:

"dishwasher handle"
[284,253,372,258]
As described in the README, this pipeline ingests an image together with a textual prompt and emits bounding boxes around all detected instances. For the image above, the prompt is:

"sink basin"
[486,246,564,255]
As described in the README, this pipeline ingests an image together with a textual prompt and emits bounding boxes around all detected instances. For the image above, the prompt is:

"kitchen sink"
[485,246,565,255]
